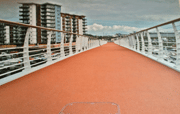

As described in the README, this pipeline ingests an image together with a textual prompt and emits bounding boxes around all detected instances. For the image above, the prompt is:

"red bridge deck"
[0,43,180,114]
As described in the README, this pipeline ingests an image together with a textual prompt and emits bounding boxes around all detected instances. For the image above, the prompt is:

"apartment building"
[41,3,61,43]
[61,13,87,42]
[0,23,23,45]
[0,2,87,45]
[19,2,61,44]
[19,3,41,44]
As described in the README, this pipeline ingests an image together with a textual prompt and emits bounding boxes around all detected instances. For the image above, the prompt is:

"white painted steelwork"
[0,19,107,85]
[114,18,180,72]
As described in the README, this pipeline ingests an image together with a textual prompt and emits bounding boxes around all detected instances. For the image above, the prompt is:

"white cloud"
[87,23,144,33]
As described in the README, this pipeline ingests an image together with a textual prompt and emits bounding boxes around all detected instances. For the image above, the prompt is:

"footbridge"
[0,19,180,114]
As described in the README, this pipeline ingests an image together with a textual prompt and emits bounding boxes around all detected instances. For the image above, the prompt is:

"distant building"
[0,23,22,45]
[61,13,87,42]
[19,2,61,44]
[0,2,87,45]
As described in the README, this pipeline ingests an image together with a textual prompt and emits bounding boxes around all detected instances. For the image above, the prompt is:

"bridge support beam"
[172,22,180,69]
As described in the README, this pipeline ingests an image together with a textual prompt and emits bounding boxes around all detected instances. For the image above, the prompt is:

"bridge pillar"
[140,32,145,53]
[147,31,153,56]
[156,27,164,60]
[61,32,65,58]
[172,23,180,69]
[47,31,53,63]
[69,34,73,55]
[23,27,31,71]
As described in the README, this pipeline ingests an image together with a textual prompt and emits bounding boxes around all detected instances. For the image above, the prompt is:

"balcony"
[19,13,30,16]
[41,21,55,24]
[19,6,29,9]
[19,10,29,13]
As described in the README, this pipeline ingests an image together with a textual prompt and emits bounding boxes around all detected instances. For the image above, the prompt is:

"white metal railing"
[114,18,180,72]
[0,19,107,85]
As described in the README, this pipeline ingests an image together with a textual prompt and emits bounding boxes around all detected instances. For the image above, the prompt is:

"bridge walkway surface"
[0,43,180,114]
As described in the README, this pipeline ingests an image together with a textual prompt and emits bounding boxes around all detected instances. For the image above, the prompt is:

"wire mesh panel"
[59,102,120,114]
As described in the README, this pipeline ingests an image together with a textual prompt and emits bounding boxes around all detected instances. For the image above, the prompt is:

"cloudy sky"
[0,0,180,35]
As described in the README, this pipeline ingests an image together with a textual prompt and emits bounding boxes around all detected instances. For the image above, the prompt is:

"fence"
[114,18,180,72]
[0,19,107,85]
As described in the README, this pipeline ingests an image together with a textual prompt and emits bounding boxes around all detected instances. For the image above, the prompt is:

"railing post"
[130,36,133,49]
[69,34,73,55]
[61,32,65,58]
[84,37,88,50]
[172,22,180,69]
[79,36,82,52]
[128,36,130,48]
[76,35,80,53]
[136,34,140,51]
[156,27,164,60]
[83,36,85,50]
[23,27,31,71]
[87,37,89,50]
[90,39,92,48]
[132,35,136,50]
[140,32,145,53]
[128,36,133,48]
[47,31,52,63]
[131,36,135,49]
[147,31,153,56]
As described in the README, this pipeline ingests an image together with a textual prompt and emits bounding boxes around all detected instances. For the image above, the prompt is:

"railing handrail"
[125,17,180,37]
[0,19,88,37]
[114,17,180,72]
[0,19,108,85]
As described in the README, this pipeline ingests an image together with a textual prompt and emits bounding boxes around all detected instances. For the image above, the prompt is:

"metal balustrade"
[114,18,180,72]
[0,19,107,85]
